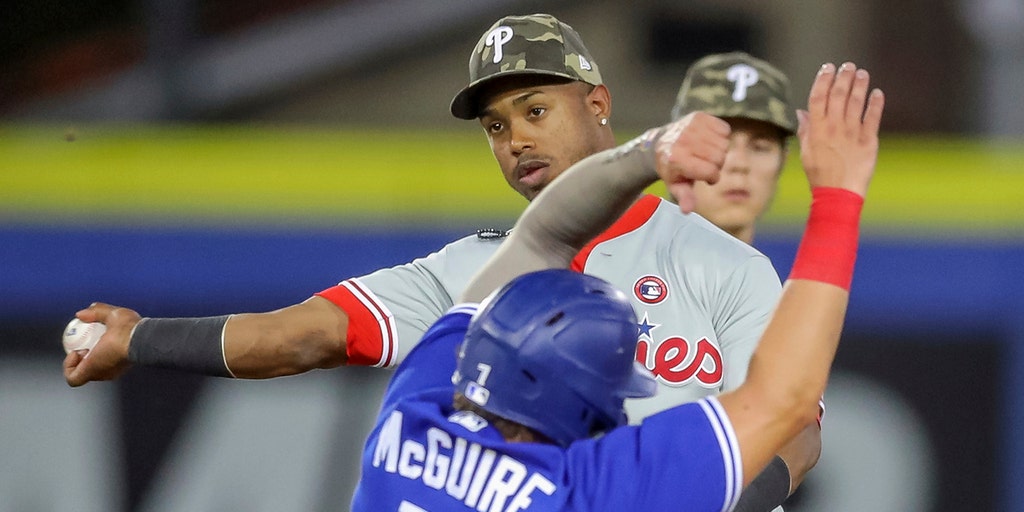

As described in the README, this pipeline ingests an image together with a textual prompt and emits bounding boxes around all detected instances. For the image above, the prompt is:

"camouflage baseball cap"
[671,52,797,135]
[450,13,602,120]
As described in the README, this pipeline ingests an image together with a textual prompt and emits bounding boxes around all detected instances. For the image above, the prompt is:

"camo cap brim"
[671,51,797,135]
[450,13,602,120]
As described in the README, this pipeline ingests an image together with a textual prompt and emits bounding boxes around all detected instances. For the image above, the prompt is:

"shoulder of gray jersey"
[652,197,772,263]
[351,228,508,366]
[364,228,507,281]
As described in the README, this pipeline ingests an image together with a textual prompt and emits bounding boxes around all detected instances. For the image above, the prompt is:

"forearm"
[734,422,820,512]
[461,130,661,302]
[224,301,347,378]
[130,298,347,379]
[750,188,863,416]
[724,280,846,489]
[723,188,861,486]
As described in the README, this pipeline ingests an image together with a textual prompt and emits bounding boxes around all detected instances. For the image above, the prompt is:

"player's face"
[477,77,607,201]
[692,118,787,244]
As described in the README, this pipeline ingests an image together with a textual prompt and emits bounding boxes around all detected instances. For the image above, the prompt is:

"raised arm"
[460,112,731,302]
[714,62,885,488]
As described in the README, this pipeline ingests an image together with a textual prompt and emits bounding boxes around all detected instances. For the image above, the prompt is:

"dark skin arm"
[63,296,350,386]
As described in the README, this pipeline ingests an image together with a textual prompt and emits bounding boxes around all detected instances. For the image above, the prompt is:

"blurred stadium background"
[2,1,1023,511]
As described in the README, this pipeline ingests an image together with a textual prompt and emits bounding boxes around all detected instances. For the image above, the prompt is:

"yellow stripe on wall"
[0,124,520,227]
[2,125,1022,236]
[769,137,1024,236]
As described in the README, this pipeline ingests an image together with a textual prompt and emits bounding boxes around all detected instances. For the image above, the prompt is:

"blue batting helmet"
[454,269,656,447]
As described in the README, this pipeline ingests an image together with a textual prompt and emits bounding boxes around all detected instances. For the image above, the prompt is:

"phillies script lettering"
[636,337,723,386]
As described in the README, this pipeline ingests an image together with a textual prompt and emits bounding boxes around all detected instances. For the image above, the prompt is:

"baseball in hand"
[62,318,106,354]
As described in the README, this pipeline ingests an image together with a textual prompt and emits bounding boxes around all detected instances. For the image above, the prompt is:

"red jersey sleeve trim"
[571,194,661,272]
[315,279,397,368]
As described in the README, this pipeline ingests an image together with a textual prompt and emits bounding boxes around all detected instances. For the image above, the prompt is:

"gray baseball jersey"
[316,194,782,421]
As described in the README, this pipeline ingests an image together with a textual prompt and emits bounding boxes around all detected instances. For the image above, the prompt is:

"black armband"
[128,316,234,377]
[733,455,791,512]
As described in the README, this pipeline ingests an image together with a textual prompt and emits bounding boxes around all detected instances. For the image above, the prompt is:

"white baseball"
[62,318,106,354]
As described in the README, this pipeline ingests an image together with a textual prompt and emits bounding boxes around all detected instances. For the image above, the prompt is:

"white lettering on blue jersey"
[374,410,403,472]
[423,427,452,489]
[372,410,556,510]
[446,437,479,499]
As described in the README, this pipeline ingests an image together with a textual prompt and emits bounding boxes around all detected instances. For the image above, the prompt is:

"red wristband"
[788,187,864,291]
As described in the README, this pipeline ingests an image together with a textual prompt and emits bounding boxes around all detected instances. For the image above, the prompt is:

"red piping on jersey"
[315,280,396,367]
[571,194,661,272]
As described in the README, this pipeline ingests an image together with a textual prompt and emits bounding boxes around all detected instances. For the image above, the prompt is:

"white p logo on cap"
[486,26,514,64]
[726,64,759,102]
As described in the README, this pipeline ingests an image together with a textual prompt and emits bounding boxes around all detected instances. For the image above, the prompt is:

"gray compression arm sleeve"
[461,129,662,303]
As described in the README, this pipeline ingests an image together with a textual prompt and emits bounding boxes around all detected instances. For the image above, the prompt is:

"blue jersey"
[351,306,743,512]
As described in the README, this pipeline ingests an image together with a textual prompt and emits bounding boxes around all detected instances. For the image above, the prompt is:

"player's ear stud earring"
[599,118,608,126]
